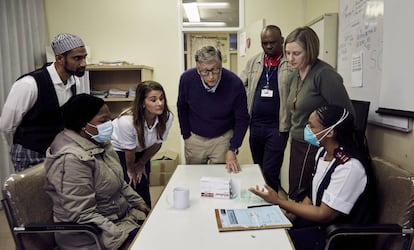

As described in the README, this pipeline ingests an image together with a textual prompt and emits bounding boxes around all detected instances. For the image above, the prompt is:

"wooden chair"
[1,163,103,250]
[325,157,414,250]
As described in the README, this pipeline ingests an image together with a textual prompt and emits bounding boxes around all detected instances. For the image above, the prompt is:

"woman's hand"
[127,162,147,188]
[134,162,147,184]
[136,202,151,214]
[248,184,281,205]
[127,168,139,189]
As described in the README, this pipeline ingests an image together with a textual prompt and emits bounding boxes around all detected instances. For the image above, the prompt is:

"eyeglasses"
[198,68,221,76]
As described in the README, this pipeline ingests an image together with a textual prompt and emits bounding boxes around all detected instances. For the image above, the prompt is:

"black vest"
[13,63,76,154]
[312,149,375,225]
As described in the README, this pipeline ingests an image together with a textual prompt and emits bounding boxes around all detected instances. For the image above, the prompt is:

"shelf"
[103,97,134,102]
[86,64,153,71]
[86,64,153,117]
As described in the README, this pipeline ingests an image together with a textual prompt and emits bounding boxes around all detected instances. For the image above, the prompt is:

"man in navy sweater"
[177,46,249,173]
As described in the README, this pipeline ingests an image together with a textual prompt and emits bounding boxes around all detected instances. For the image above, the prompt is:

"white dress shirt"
[311,147,367,214]
[0,63,78,145]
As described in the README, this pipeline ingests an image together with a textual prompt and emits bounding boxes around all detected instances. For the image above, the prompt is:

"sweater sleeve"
[229,82,250,149]
[0,76,38,145]
[177,73,191,139]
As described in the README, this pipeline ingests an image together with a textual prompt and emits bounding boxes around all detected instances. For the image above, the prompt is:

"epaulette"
[334,147,351,164]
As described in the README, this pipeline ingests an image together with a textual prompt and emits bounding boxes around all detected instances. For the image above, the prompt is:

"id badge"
[261,88,273,97]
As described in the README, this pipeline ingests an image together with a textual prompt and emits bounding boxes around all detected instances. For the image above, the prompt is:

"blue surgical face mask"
[304,124,321,146]
[304,109,350,147]
[303,124,333,147]
[86,121,113,143]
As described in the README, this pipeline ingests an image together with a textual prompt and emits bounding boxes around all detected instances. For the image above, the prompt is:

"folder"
[214,205,292,232]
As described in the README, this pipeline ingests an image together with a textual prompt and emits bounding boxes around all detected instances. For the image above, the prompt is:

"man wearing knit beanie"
[0,33,88,172]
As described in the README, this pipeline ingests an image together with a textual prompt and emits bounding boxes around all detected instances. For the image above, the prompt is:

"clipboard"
[214,205,292,232]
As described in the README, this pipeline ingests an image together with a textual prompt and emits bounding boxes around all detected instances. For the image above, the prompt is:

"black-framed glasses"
[198,68,221,76]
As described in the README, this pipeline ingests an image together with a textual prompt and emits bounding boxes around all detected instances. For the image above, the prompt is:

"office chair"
[1,163,103,250]
[351,99,370,150]
[325,157,414,250]
[351,100,370,134]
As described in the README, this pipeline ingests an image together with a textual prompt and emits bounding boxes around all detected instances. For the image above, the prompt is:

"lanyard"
[265,65,276,87]
[264,55,281,87]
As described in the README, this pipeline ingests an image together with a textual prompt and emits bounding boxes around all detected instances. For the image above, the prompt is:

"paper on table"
[351,51,363,87]
[236,189,264,204]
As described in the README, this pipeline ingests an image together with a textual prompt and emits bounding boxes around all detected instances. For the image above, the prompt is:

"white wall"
[238,0,305,76]
[304,0,339,23]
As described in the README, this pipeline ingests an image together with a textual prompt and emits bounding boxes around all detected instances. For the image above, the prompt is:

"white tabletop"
[130,164,294,250]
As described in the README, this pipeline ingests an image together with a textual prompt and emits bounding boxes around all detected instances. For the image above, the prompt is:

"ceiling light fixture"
[197,2,230,8]
[183,3,200,22]
[183,21,227,27]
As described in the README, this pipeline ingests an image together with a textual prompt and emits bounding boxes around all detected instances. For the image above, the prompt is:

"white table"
[130,164,294,250]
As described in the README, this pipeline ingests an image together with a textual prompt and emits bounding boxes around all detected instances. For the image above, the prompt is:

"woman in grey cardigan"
[284,26,355,202]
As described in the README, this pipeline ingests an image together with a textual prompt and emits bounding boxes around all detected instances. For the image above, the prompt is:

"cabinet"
[307,13,338,69]
[184,32,237,70]
[86,65,153,117]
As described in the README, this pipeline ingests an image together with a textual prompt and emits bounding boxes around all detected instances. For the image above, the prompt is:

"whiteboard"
[337,0,412,131]
[380,0,414,112]
[338,0,384,122]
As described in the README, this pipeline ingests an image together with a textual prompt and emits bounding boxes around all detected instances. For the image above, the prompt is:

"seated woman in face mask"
[249,105,376,250]
[44,93,150,250]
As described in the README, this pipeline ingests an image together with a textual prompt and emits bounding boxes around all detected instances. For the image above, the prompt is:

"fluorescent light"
[183,22,227,27]
[197,2,229,8]
[183,3,200,22]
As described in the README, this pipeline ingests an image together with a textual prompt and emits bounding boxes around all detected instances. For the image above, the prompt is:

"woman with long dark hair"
[111,81,173,207]
[250,105,376,250]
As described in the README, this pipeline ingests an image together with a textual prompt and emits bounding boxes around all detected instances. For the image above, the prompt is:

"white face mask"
[85,121,113,143]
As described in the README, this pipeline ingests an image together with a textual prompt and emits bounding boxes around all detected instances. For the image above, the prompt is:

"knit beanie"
[51,33,85,55]
[62,94,104,132]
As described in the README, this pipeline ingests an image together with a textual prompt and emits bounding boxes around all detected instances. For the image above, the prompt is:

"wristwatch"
[229,147,239,155]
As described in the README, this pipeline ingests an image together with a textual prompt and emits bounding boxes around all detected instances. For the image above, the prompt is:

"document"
[214,205,292,232]
[351,51,363,87]
[107,88,128,98]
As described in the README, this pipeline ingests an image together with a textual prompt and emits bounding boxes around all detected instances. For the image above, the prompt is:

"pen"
[247,204,273,208]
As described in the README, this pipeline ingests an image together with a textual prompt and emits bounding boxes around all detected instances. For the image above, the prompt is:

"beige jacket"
[45,129,146,250]
[240,52,294,132]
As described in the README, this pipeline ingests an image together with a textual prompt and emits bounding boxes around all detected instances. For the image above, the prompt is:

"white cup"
[170,186,190,209]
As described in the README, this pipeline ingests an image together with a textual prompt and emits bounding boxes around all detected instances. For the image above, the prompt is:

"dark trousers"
[116,151,152,208]
[249,124,288,191]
